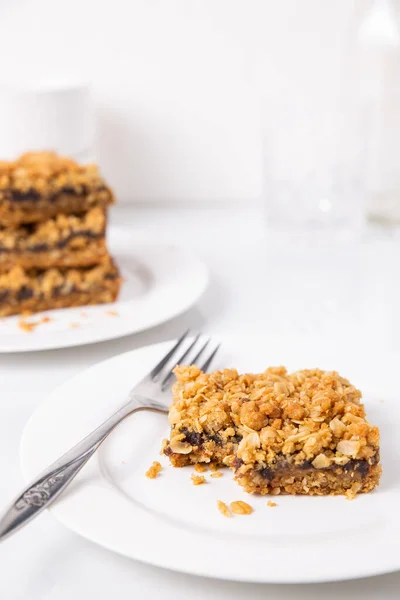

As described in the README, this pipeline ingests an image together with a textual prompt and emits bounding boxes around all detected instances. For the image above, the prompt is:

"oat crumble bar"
[0,207,107,271]
[163,366,381,497]
[0,257,121,316]
[0,152,114,226]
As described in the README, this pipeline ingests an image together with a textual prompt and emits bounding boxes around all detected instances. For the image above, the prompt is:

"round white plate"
[0,228,208,352]
[20,336,400,583]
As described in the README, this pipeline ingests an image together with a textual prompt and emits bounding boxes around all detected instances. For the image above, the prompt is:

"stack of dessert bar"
[0,152,121,317]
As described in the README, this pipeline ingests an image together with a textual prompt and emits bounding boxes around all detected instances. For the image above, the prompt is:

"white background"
[0,0,365,204]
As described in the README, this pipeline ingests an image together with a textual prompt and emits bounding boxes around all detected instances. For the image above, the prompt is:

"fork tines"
[149,331,220,390]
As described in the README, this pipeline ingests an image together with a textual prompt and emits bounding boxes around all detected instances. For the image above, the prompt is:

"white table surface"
[1,207,400,600]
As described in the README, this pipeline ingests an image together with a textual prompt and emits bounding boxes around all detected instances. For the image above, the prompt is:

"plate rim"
[19,337,400,584]
[0,232,208,353]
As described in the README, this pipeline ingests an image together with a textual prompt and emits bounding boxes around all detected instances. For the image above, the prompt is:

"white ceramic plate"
[0,228,208,352]
[20,336,400,583]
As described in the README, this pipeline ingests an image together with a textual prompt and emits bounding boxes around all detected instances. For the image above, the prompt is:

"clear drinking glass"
[262,9,368,233]
[359,0,400,225]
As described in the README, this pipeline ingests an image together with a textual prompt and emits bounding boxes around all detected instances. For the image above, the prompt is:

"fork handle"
[0,445,100,541]
[0,395,165,541]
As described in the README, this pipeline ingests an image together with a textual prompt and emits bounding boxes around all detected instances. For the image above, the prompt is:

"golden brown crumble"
[106,310,118,316]
[267,500,277,507]
[146,461,162,479]
[345,482,362,500]
[217,500,231,518]
[0,152,112,196]
[210,471,223,478]
[0,258,118,295]
[17,315,53,332]
[163,366,381,497]
[191,474,206,485]
[0,258,121,316]
[167,366,379,464]
[230,501,253,515]
[18,318,38,332]
[194,463,207,473]
[0,152,114,226]
[0,207,105,250]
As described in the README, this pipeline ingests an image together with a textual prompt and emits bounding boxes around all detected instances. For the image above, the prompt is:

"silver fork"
[0,332,220,541]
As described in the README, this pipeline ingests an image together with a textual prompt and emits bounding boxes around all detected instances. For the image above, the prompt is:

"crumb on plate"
[267,500,277,507]
[146,461,162,479]
[217,500,231,518]
[191,474,206,485]
[194,463,207,473]
[230,501,253,515]
[18,318,38,332]
[210,471,223,478]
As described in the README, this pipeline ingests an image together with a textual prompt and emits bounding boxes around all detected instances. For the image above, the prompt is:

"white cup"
[0,79,95,161]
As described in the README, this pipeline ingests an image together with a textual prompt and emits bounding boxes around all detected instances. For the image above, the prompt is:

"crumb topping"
[168,366,380,468]
[0,152,111,196]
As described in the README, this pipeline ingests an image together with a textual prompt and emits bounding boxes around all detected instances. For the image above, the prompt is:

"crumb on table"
[146,461,162,479]
[106,310,118,316]
[217,500,231,518]
[230,501,253,515]
[41,316,52,323]
[267,500,277,507]
[191,474,206,485]
[69,323,80,328]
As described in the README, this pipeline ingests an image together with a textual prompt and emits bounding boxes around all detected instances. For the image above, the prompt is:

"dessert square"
[0,257,121,316]
[163,366,381,497]
[0,152,114,226]
[0,207,107,272]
